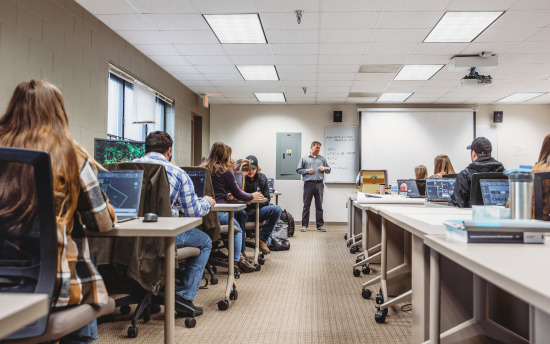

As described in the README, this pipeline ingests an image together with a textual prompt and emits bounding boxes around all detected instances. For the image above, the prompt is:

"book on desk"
[444,219,550,244]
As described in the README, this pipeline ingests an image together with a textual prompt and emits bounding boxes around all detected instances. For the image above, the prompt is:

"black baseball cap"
[246,155,258,169]
[467,137,492,155]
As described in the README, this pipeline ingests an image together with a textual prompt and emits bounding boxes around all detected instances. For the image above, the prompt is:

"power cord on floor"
[400,304,412,313]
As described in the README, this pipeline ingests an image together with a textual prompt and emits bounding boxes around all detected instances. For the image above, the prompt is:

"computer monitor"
[97,170,143,221]
[480,179,509,206]
[426,178,456,201]
[94,138,145,165]
[267,178,275,193]
[396,179,424,197]
[187,171,206,198]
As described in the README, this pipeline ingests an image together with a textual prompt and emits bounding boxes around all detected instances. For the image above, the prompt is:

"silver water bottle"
[508,170,533,219]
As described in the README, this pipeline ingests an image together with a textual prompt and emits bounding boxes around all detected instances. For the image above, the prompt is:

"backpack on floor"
[267,220,290,251]
[279,209,295,237]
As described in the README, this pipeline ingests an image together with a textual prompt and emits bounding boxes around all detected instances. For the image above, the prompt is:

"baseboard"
[296,221,347,226]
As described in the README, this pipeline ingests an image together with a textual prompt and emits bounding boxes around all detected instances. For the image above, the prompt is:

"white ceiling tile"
[320,0,385,12]
[460,42,518,55]
[150,55,191,66]
[185,55,234,65]
[175,73,206,81]
[446,0,516,11]
[256,0,320,12]
[390,80,429,88]
[499,54,550,64]
[317,80,354,87]
[196,66,238,74]
[319,55,362,65]
[476,27,541,42]
[511,0,550,10]
[492,10,550,28]
[405,54,453,64]
[282,80,318,86]
[320,43,367,55]
[229,98,259,104]
[265,29,319,43]
[319,29,374,43]
[276,65,318,73]
[162,30,219,44]
[143,14,210,30]
[182,80,212,87]
[274,55,318,65]
[377,12,442,29]
[188,86,218,93]
[174,44,226,55]
[117,30,170,44]
[383,0,452,11]
[366,43,418,55]
[371,29,430,42]
[222,92,255,98]
[527,28,550,42]
[209,80,249,87]
[316,98,347,103]
[129,0,196,14]
[75,0,135,14]
[208,98,231,104]
[320,12,380,29]
[97,14,153,30]
[361,54,409,64]
[318,73,355,81]
[230,55,276,65]
[510,42,550,54]
[135,44,180,55]
[316,86,349,93]
[355,73,396,81]
[203,73,243,80]
[190,0,258,13]
[216,86,252,93]
[278,72,317,80]
[318,65,359,73]
[414,43,469,55]
[261,12,319,30]
[271,44,319,55]
[223,44,273,55]
[350,84,387,92]
[285,93,318,99]
[247,85,284,92]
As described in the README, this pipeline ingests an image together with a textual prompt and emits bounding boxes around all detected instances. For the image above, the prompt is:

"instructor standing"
[297,141,331,232]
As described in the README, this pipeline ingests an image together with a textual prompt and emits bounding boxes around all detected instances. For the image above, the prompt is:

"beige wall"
[0,0,209,165]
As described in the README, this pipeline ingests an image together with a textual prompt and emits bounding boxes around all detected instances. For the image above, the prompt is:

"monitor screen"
[397,179,421,197]
[97,170,143,217]
[94,138,145,165]
[480,179,509,206]
[187,171,206,198]
[426,178,456,199]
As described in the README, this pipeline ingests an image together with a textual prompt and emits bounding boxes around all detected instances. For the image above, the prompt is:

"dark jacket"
[449,157,505,208]
[244,172,271,216]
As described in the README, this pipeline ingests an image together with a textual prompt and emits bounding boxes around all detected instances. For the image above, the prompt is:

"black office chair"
[534,172,550,220]
[469,172,508,206]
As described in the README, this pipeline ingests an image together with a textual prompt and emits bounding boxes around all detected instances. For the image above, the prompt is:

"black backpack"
[267,220,290,251]
[279,209,295,237]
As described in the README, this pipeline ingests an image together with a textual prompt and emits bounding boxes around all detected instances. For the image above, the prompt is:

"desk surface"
[86,217,202,237]
[425,234,550,315]
[0,293,49,339]
[356,194,427,204]
[212,203,247,212]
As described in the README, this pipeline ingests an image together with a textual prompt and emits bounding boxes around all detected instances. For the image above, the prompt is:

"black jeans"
[301,181,324,228]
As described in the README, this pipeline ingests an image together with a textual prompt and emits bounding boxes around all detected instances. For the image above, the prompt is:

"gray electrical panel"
[276,132,301,180]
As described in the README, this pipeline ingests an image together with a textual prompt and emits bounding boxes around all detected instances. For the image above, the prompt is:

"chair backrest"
[469,172,508,206]
[0,148,57,339]
[534,172,550,220]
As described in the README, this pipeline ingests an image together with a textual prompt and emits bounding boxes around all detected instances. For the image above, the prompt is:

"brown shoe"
[238,255,256,273]
[241,251,253,263]
[259,240,271,254]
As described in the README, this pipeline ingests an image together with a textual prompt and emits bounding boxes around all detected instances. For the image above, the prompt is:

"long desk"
[0,293,49,339]
[87,217,201,344]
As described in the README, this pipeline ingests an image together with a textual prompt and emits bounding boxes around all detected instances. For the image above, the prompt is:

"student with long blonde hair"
[430,154,456,178]
[414,165,428,180]
[0,80,116,343]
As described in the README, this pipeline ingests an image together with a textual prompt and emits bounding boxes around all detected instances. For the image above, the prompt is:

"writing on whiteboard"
[324,126,359,183]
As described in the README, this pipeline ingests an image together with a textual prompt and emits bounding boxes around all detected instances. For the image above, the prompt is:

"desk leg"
[165,236,175,344]
[380,218,388,303]
[429,248,440,344]
[254,203,260,266]
[226,212,236,302]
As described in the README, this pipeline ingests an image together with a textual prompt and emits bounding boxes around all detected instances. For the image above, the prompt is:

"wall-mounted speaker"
[493,111,503,123]
[333,111,342,122]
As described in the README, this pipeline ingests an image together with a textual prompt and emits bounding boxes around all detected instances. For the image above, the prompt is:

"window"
[107,66,174,143]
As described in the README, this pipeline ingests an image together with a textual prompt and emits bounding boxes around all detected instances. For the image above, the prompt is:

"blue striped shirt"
[133,152,211,217]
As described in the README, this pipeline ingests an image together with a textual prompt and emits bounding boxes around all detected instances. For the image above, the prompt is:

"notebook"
[234,172,245,190]
[267,178,275,193]
[98,170,143,222]
[426,178,456,202]
[480,179,509,206]
[187,171,206,198]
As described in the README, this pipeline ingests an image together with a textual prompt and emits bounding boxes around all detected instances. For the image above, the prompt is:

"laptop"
[267,178,275,193]
[98,170,143,222]
[397,179,426,198]
[480,179,509,206]
[234,172,245,190]
[187,171,206,198]
[426,178,456,202]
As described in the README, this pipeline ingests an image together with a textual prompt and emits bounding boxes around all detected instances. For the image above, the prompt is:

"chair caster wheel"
[350,246,358,254]
[258,257,265,265]
[376,294,384,304]
[353,268,361,277]
[185,317,196,328]
[362,265,370,274]
[355,257,362,264]
[230,289,238,300]
[346,241,351,247]
[255,264,261,271]
[234,271,240,279]
[128,326,138,338]
[362,288,372,299]
[210,277,218,285]
[120,305,131,315]
[375,307,388,323]
[218,300,229,311]
[344,233,348,240]
[212,266,217,273]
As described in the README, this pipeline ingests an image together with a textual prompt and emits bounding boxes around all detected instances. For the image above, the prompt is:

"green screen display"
[94,138,145,165]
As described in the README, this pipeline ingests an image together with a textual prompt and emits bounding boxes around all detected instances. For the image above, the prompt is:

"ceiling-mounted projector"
[459,68,492,87]
[448,53,498,72]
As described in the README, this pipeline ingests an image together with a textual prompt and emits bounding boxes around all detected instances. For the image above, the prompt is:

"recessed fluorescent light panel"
[377,93,413,103]
[254,92,286,103]
[496,92,547,103]
[203,14,267,44]
[424,12,504,43]
[394,65,444,80]
[237,65,279,81]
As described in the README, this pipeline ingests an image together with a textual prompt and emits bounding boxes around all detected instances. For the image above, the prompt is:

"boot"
[241,250,253,263]
[259,239,271,254]
[238,255,256,273]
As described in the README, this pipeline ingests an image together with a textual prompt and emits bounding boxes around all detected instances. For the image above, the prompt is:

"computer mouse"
[143,213,158,222]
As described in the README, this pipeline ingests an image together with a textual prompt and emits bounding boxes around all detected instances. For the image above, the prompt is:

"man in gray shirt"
[296,141,331,232]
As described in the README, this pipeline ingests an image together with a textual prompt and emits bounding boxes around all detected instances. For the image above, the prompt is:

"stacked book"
[444,219,550,244]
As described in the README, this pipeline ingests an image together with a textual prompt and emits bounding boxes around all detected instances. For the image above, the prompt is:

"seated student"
[429,154,456,178]
[133,131,215,316]
[243,155,283,255]
[0,80,116,343]
[532,134,550,220]
[201,142,264,273]
[415,165,428,180]
[449,137,505,208]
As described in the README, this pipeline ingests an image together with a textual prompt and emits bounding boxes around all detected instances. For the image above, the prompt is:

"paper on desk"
[405,213,472,226]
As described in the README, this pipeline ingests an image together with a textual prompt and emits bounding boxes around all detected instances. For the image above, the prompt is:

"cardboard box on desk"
[361,170,386,193]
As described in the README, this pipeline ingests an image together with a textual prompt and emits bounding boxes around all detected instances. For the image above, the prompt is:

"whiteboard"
[324,126,359,183]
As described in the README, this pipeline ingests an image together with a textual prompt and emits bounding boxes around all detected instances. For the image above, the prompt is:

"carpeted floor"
[97,225,412,343]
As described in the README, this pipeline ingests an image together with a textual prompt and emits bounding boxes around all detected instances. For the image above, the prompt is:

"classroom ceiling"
[75,0,550,105]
